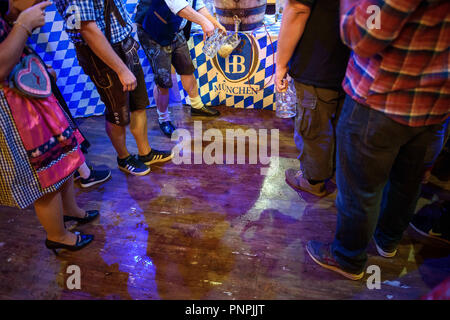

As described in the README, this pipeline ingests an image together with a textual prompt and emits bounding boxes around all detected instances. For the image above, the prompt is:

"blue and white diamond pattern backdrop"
[182,15,280,110]
[27,2,280,118]
[27,1,165,119]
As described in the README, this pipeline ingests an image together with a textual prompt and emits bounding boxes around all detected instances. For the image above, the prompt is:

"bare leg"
[60,175,85,218]
[105,121,129,159]
[155,85,170,114]
[34,185,77,245]
[130,109,151,156]
[180,74,199,99]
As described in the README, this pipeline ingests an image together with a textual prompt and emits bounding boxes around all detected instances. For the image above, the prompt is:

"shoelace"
[127,155,143,168]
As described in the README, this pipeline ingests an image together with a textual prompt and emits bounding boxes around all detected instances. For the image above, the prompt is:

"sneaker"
[138,148,173,165]
[74,165,94,181]
[306,240,364,280]
[373,237,397,258]
[117,155,151,176]
[410,201,450,245]
[285,169,327,197]
[79,169,111,188]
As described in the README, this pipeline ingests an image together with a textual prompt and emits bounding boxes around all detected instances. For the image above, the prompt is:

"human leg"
[286,83,342,196]
[171,34,219,116]
[375,122,445,251]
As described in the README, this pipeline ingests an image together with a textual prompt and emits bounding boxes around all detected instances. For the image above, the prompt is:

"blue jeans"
[331,96,445,273]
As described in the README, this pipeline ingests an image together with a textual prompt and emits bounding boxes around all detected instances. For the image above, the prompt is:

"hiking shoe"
[79,169,111,188]
[373,237,397,258]
[306,240,364,280]
[410,201,450,245]
[285,169,326,197]
[117,155,150,176]
[138,148,173,165]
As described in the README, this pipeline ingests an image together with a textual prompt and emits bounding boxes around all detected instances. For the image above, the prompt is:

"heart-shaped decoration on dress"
[15,56,51,98]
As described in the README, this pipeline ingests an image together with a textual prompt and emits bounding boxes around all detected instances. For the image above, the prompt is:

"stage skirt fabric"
[0,89,84,209]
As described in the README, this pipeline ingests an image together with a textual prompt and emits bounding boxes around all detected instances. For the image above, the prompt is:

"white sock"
[157,108,171,123]
[190,95,203,109]
[78,162,90,179]
[154,86,171,123]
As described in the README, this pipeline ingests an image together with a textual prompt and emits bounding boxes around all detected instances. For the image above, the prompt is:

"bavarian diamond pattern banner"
[26,1,163,119]
[184,15,280,110]
[27,2,280,118]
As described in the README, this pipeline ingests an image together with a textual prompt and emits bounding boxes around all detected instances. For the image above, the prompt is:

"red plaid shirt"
[341,0,450,127]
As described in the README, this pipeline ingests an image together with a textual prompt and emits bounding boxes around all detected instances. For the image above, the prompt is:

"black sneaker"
[117,155,151,176]
[410,201,450,245]
[159,121,176,138]
[191,105,220,117]
[373,237,397,258]
[138,148,173,165]
[79,169,111,188]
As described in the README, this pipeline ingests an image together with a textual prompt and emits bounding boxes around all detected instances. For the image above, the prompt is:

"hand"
[215,21,227,34]
[16,1,51,32]
[275,64,289,92]
[201,19,215,40]
[117,67,137,92]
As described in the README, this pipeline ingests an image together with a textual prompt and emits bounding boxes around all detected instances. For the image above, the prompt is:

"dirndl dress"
[0,18,85,209]
[0,88,85,209]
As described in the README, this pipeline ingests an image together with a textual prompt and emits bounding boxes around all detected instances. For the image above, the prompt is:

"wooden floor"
[0,105,449,300]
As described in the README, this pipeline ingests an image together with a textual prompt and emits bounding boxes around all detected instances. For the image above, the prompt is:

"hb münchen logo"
[212,33,259,83]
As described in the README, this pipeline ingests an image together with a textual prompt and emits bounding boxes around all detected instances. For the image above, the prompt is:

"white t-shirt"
[165,0,206,30]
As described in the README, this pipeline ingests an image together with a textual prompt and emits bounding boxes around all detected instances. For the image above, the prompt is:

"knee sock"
[78,162,91,179]
[157,108,171,123]
[190,95,203,109]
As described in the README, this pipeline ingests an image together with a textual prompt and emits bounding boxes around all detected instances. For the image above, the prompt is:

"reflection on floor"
[0,105,449,299]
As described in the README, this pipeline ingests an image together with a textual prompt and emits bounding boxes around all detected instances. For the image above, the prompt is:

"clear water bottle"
[276,78,297,118]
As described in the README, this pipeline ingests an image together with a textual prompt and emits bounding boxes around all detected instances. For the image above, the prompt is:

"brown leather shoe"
[285,169,327,197]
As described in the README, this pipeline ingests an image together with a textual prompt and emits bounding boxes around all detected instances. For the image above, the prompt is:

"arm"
[340,0,422,58]
[275,0,311,92]
[197,7,226,33]
[79,21,136,91]
[164,0,214,37]
[0,1,51,80]
[0,25,29,80]
[177,5,214,37]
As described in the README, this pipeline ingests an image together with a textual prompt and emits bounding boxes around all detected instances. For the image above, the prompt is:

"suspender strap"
[104,0,127,42]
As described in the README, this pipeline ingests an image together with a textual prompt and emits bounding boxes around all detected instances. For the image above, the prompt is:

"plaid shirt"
[341,0,450,127]
[55,0,133,44]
